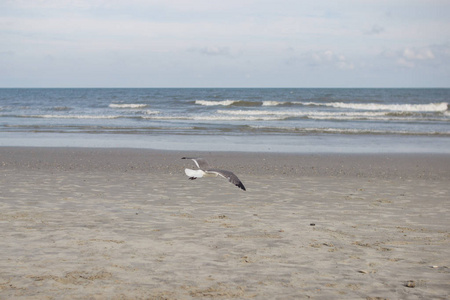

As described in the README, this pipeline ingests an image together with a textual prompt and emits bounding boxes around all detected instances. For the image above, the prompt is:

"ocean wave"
[262,101,284,106]
[2,112,283,121]
[301,101,448,112]
[109,103,148,109]
[217,109,285,115]
[219,109,386,118]
[195,100,237,106]
[197,100,286,107]
[195,100,259,106]
[145,115,286,121]
[51,106,72,111]
[217,109,448,121]
[248,126,450,136]
[143,110,160,115]
[199,100,448,112]
[23,114,122,119]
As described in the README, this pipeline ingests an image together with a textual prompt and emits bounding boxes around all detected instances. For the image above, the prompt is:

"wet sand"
[1,147,449,299]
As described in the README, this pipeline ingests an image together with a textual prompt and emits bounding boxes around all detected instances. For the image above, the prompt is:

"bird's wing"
[207,169,246,191]
[182,157,210,170]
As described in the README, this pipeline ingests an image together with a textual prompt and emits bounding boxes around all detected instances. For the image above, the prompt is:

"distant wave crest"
[144,110,160,115]
[109,103,148,109]
[217,109,448,122]
[145,115,285,121]
[248,125,450,136]
[195,100,237,106]
[301,101,448,112]
[51,106,72,111]
[195,100,259,106]
[199,100,448,112]
[25,114,121,119]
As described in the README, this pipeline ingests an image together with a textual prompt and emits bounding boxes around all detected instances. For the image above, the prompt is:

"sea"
[0,88,449,153]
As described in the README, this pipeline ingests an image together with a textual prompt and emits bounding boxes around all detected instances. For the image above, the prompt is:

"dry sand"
[0,147,449,299]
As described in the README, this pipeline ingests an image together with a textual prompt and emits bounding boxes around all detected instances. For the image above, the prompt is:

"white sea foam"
[197,100,448,112]
[145,115,285,121]
[248,125,449,136]
[195,115,284,121]
[249,125,391,134]
[301,101,448,112]
[52,106,72,111]
[262,101,284,106]
[218,109,388,119]
[217,110,282,115]
[217,109,450,121]
[144,110,160,115]
[109,103,148,108]
[28,114,120,119]
[195,100,238,106]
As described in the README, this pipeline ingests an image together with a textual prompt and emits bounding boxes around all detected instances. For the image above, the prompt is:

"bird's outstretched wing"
[207,169,246,191]
[181,157,210,170]
[182,157,246,191]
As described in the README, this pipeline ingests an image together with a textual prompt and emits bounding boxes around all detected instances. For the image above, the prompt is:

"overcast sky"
[1,0,449,88]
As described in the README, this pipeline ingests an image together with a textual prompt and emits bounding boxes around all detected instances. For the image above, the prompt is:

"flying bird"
[182,157,246,191]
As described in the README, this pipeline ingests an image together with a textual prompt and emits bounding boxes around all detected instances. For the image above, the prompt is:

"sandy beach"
[0,147,449,299]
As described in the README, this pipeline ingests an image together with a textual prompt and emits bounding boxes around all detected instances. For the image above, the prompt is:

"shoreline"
[1,132,450,154]
[1,146,449,299]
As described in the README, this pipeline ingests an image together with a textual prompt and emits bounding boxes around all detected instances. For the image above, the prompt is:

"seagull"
[182,157,246,191]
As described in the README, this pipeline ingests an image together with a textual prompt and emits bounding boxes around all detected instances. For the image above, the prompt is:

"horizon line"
[1,86,449,89]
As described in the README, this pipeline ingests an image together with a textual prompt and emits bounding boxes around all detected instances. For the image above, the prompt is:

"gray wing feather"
[207,169,246,191]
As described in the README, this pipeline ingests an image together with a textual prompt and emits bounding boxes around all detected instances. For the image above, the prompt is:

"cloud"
[396,47,435,68]
[403,48,434,60]
[190,46,233,57]
[364,25,385,35]
[309,50,355,70]
[396,58,415,68]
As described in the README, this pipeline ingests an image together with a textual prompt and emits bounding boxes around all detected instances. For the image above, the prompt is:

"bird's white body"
[184,168,206,178]
[185,168,226,178]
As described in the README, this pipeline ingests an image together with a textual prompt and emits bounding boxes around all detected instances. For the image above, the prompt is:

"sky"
[1,0,450,88]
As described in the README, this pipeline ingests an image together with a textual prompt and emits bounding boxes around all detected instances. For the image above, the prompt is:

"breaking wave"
[217,109,447,121]
[301,101,448,112]
[248,126,450,136]
[195,100,259,106]
[26,114,122,119]
[109,103,148,109]
[197,99,448,112]
[146,115,285,121]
